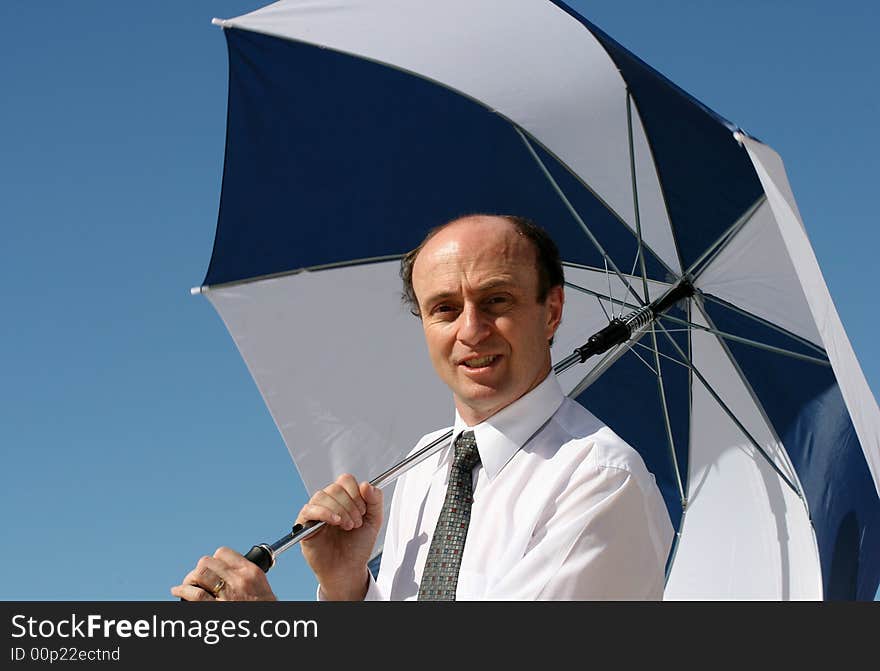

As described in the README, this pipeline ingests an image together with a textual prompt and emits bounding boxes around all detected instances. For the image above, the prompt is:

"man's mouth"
[461,355,498,368]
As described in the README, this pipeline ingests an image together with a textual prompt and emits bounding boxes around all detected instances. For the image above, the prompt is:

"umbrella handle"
[243,543,276,573]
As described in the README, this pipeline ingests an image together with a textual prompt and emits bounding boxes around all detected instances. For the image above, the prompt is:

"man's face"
[411,216,563,426]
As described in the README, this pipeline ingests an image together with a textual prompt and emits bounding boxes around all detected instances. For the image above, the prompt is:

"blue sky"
[1,1,877,601]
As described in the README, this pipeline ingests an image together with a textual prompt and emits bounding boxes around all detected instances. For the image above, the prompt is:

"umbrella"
[193,0,880,599]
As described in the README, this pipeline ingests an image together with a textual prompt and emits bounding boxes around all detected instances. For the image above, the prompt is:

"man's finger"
[297,500,354,529]
[360,482,383,524]
[321,484,364,527]
[335,473,367,515]
[171,583,215,602]
[306,490,361,529]
[182,556,227,594]
[213,546,248,566]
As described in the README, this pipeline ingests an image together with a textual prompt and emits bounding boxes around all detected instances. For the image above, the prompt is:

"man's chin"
[453,385,512,424]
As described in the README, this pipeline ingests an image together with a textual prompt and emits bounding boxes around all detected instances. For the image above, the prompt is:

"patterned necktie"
[418,430,481,601]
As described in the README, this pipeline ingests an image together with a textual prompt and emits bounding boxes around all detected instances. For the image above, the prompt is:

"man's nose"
[457,302,491,346]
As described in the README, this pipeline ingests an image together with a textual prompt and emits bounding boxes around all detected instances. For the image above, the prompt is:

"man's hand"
[171,547,277,601]
[297,474,383,601]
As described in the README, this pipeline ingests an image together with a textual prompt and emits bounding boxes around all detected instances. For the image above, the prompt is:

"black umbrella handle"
[244,542,278,573]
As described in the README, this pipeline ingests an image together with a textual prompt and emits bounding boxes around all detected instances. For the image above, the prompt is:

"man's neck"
[454,368,553,427]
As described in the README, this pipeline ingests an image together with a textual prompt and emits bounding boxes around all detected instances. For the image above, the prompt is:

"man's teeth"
[463,355,497,368]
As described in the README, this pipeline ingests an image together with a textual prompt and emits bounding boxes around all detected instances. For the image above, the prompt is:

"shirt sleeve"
[481,457,673,600]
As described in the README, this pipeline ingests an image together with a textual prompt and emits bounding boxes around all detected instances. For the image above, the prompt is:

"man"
[172,214,673,601]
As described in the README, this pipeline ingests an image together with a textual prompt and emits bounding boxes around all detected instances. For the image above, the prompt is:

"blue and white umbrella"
[193,0,880,599]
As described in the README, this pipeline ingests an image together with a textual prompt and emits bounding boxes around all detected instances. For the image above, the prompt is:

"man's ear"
[545,285,564,339]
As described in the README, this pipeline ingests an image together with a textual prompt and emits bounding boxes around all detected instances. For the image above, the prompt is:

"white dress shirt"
[355,373,673,600]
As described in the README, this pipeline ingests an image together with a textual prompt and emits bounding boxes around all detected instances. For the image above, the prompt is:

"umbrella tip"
[211,17,225,27]
[190,286,205,296]
[733,129,754,146]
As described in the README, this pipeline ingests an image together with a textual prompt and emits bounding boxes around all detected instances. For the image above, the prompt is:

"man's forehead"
[419,272,522,300]
[417,217,532,266]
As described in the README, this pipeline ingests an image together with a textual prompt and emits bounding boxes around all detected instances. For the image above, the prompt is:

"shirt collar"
[447,373,565,481]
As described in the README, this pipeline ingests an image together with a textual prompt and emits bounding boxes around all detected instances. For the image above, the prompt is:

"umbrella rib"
[626,93,653,305]
[685,298,695,505]
[628,344,657,375]
[563,258,672,297]
[605,258,617,319]
[648,324,687,504]
[628,253,641,292]
[564,342,629,399]
[562,262,627,318]
[563,259,651,274]
[511,125,680,281]
[514,126,646,308]
[563,280,643,315]
[665,300,696,581]
[634,340,690,369]
[683,195,766,281]
[690,299,809,516]
[659,313,830,367]
[654,321,803,498]
[596,294,611,322]
[622,91,685,276]
[699,293,827,356]
[193,254,404,293]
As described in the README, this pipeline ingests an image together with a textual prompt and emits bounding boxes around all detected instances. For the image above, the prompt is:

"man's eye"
[485,295,511,308]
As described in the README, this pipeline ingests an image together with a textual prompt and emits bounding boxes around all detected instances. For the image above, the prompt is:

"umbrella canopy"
[195,0,880,599]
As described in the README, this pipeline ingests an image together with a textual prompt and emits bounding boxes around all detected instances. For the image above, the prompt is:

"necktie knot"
[453,430,481,472]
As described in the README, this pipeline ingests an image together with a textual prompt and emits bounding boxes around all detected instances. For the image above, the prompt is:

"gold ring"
[211,577,226,597]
